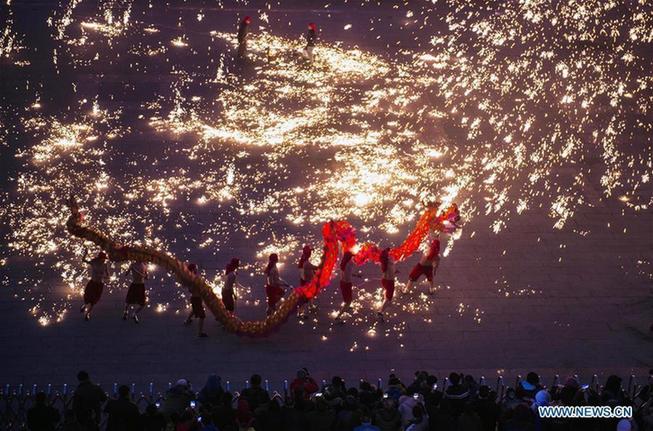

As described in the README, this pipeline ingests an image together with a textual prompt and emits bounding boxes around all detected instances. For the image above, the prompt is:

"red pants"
[409,263,434,282]
[382,279,395,301]
[340,281,353,304]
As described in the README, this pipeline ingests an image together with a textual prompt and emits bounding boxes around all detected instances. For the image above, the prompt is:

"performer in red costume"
[404,237,441,295]
[237,16,252,58]
[80,251,110,321]
[303,22,317,62]
[335,250,358,323]
[377,248,397,323]
[264,253,286,315]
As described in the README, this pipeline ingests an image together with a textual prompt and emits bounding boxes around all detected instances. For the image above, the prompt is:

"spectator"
[517,372,542,401]
[602,375,627,407]
[236,399,255,430]
[306,396,336,431]
[530,390,552,431]
[240,374,270,412]
[407,371,429,396]
[104,385,140,431]
[373,397,401,431]
[198,375,224,407]
[503,404,535,431]
[175,408,197,431]
[282,397,309,431]
[405,404,428,431]
[500,387,521,420]
[162,379,194,422]
[442,372,469,418]
[386,374,406,402]
[61,409,82,431]
[458,402,482,431]
[27,391,60,431]
[141,403,167,431]
[463,375,480,399]
[474,385,499,431]
[290,368,319,401]
[258,398,284,431]
[424,377,444,430]
[354,410,380,431]
[211,392,237,431]
[72,371,107,430]
[199,413,219,431]
[559,376,580,405]
[335,395,361,431]
[325,376,347,401]
[358,381,379,408]
[398,394,420,428]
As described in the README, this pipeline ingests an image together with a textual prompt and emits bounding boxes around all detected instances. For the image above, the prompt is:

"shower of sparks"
[0,0,652,342]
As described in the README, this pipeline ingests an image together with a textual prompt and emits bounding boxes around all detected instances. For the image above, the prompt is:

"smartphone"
[413,393,419,400]
[383,393,388,399]
[190,400,196,408]
[314,392,323,398]
[155,402,161,408]
[197,416,202,423]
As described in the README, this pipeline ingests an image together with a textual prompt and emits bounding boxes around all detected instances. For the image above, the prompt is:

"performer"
[297,245,318,319]
[335,250,358,323]
[123,260,148,323]
[298,245,317,286]
[377,248,397,322]
[237,16,252,58]
[404,237,440,295]
[80,251,109,321]
[183,263,208,338]
[303,22,317,62]
[264,253,286,315]
[222,258,240,313]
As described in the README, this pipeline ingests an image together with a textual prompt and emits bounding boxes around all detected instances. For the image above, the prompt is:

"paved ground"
[1,195,651,390]
[0,1,652,392]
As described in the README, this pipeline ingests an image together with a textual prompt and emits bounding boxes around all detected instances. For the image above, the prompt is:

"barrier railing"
[0,374,647,431]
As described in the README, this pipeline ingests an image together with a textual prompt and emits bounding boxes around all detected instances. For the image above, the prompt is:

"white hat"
[176,379,189,387]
